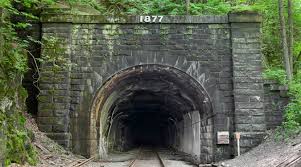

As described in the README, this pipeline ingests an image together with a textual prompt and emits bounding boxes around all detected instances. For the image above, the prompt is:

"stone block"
[56,140,71,148]
[235,115,265,124]
[53,109,70,117]
[52,125,68,132]
[236,109,265,116]
[236,123,265,132]
[38,117,57,125]
[46,132,71,141]
[38,125,52,132]
[235,102,263,109]
[38,109,53,117]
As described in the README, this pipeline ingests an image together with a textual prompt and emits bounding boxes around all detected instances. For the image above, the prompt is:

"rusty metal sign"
[217,131,230,144]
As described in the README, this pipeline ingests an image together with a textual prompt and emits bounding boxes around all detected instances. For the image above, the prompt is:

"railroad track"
[128,148,140,167]
[155,150,166,167]
[128,148,165,167]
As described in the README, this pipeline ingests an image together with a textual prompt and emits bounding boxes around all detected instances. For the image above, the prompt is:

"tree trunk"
[186,0,190,15]
[288,0,293,73]
[0,8,4,59]
[278,0,292,81]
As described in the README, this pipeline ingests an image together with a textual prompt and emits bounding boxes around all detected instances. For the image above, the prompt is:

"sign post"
[235,132,241,156]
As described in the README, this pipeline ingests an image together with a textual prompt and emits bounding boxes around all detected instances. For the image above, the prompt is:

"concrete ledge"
[40,3,232,24]
[229,11,262,23]
[264,80,289,91]
[40,14,229,24]
[264,80,289,98]
[41,5,262,24]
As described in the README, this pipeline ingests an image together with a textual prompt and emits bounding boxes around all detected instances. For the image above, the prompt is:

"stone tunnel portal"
[90,64,214,162]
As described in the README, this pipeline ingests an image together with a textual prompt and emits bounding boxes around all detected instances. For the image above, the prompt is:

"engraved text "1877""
[140,16,163,23]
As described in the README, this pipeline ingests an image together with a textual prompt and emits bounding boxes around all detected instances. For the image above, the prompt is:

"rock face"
[35,7,287,164]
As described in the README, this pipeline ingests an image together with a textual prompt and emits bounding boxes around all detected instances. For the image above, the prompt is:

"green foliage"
[253,0,281,67]
[264,68,301,136]
[1,111,37,166]
[263,68,287,85]
[255,0,301,69]
[40,36,73,72]
[0,0,53,165]
[190,0,231,15]
[0,27,28,98]
[1,0,75,164]
[94,0,186,15]
[260,0,301,136]
[284,72,301,134]
[38,35,75,107]
[91,0,232,15]
[67,0,106,12]
[283,100,301,134]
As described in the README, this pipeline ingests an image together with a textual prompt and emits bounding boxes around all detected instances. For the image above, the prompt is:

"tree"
[288,0,293,73]
[186,0,190,15]
[278,0,293,80]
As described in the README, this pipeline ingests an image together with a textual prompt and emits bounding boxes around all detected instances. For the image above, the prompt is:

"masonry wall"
[38,23,72,147]
[69,20,232,161]
[230,13,265,154]
[38,10,264,163]
[264,81,289,129]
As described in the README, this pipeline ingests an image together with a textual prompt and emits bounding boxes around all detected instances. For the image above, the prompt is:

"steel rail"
[155,151,166,167]
[128,148,165,167]
[128,147,141,167]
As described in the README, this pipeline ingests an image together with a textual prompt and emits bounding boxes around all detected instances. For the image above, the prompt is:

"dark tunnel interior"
[113,90,181,149]
[106,85,195,151]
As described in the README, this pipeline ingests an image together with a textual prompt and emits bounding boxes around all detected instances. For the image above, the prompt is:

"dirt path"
[11,115,196,167]
[217,131,301,167]
[10,114,301,167]
[9,114,86,167]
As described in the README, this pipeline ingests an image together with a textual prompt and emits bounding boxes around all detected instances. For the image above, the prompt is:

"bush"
[264,68,301,136]
[263,68,287,84]
[284,72,301,134]
[0,0,42,165]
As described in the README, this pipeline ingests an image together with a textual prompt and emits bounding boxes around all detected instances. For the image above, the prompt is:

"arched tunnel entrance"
[90,64,214,163]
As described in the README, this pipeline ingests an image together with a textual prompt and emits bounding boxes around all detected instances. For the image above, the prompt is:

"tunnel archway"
[90,64,214,163]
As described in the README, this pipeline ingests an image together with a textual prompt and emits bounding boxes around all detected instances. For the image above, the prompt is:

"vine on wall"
[0,5,37,166]
[0,0,53,165]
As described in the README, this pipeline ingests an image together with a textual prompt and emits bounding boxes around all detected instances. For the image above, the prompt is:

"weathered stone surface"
[36,11,285,164]
[230,15,266,154]
[264,82,289,129]
[229,12,262,23]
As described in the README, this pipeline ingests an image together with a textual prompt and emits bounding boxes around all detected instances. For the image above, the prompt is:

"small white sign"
[140,16,163,23]
[217,131,230,144]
